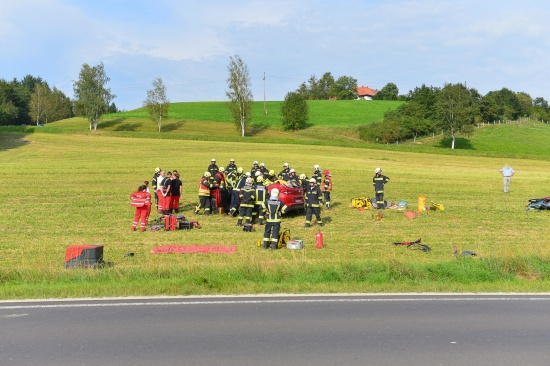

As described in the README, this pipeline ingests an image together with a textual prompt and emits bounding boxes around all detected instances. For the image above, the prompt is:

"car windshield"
[284,181,300,189]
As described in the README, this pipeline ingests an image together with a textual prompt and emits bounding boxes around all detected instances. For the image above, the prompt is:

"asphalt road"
[1,294,550,366]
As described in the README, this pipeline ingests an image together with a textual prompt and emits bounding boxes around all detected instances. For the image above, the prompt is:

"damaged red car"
[267,181,304,213]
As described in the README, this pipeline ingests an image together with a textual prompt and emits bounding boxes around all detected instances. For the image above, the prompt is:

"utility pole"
[263,72,267,115]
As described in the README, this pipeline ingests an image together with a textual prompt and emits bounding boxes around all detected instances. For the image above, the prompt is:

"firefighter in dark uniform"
[254,175,267,225]
[259,163,269,179]
[312,165,323,185]
[195,172,214,215]
[250,161,260,177]
[287,169,299,185]
[304,178,323,227]
[261,188,288,250]
[373,167,390,209]
[226,168,243,217]
[278,163,291,182]
[152,167,161,211]
[229,167,245,217]
[236,177,255,227]
[321,170,332,209]
[208,158,219,177]
[225,158,237,175]
[299,173,309,192]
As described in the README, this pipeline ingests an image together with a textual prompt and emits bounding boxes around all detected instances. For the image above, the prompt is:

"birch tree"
[226,55,253,137]
[144,77,169,132]
[73,62,115,131]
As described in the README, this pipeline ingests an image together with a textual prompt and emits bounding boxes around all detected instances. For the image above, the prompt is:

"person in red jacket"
[131,185,151,232]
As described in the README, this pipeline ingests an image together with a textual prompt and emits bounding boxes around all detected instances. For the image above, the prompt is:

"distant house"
[357,86,379,100]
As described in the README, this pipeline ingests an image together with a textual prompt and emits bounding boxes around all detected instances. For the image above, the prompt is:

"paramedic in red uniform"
[131,185,151,232]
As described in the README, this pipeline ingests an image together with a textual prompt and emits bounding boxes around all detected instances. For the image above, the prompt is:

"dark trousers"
[238,205,254,224]
[263,222,281,249]
[305,206,322,224]
[375,192,385,208]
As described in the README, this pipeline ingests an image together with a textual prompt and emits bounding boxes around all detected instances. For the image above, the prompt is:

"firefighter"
[225,158,237,175]
[321,169,332,209]
[170,172,183,213]
[208,158,219,177]
[250,161,260,177]
[288,169,299,185]
[195,172,214,215]
[155,170,165,213]
[236,177,255,227]
[312,165,323,185]
[131,185,152,232]
[152,167,161,211]
[254,175,267,225]
[373,167,390,209]
[264,170,278,186]
[304,178,323,227]
[261,188,288,250]
[278,163,291,181]
[259,163,269,179]
[228,167,244,217]
[299,173,309,192]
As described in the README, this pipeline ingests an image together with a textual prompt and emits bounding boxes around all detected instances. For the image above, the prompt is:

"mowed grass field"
[1,124,549,299]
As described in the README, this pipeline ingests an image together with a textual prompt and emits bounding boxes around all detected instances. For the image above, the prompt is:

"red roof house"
[357,86,379,100]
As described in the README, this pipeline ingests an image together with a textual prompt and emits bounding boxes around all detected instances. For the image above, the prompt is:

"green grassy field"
[1,116,549,299]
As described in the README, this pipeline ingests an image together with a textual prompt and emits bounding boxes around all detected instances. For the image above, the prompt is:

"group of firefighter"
[131,159,390,251]
[195,159,333,229]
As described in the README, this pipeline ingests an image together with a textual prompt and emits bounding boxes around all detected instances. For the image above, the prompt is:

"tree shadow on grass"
[248,122,270,136]
[114,123,142,132]
[0,132,30,152]
[162,120,185,132]
[98,118,126,129]
[437,137,474,150]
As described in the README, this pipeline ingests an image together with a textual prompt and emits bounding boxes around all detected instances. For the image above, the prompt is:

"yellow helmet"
[269,169,275,175]
[237,167,243,174]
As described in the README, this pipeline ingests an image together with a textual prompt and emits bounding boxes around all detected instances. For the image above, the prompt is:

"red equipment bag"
[164,215,177,231]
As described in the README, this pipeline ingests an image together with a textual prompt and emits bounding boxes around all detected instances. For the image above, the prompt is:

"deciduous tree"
[436,83,475,149]
[226,55,253,137]
[73,62,115,131]
[281,92,309,131]
[144,77,169,132]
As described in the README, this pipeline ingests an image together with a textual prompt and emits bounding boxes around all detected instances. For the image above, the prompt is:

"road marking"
[1,297,550,310]
[0,313,29,318]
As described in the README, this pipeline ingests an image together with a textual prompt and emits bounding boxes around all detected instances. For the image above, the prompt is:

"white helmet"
[245,172,251,177]
[245,177,253,184]
[260,163,265,167]
[204,172,211,177]
[299,174,306,180]
[309,178,316,183]
[375,167,381,173]
[237,167,243,174]
[219,166,225,173]
[271,188,280,197]
[289,169,295,173]
[314,164,320,170]
[255,170,262,176]
[253,160,259,165]
[283,163,289,168]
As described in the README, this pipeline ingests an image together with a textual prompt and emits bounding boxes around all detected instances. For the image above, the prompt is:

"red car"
[267,181,304,213]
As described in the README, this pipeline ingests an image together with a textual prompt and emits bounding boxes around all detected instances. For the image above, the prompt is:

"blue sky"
[2,0,549,110]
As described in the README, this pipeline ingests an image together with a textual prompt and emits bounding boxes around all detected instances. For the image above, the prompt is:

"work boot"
[204,210,211,216]
[318,222,324,227]
[258,218,263,225]
[303,223,311,228]
[236,219,242,227]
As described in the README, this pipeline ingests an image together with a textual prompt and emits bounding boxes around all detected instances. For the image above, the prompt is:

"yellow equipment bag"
[351,196,372,209]
[278,228,291,249]
[430,201,445,211]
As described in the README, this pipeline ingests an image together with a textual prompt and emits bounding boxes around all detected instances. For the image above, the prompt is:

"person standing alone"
[499,164,515,193]
[373,167,390,209]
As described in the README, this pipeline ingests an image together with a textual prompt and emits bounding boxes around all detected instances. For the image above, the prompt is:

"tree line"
[359,83,550,147]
